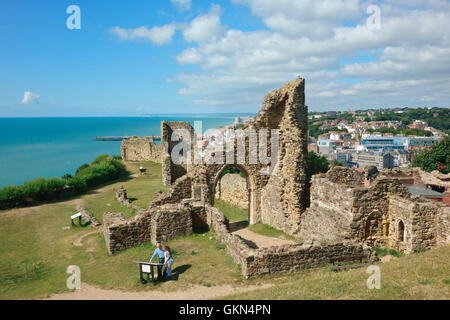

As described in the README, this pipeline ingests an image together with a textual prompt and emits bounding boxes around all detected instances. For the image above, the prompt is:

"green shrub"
[61,174,73,180]
[372,247,388,257]
[21,178,66,201]
[66,176,88,193]
[0,154,128,210]
[75,163,90,176]
[412,137,449,174]
[0,185,24,209]
[91,154,111,165]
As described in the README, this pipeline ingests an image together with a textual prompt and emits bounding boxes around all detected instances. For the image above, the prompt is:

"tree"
[330,160,344,168]
[412,137,449,174]
[306,151,329,180]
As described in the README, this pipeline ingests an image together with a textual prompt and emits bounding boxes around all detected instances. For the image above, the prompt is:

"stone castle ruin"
[110,78,449,278]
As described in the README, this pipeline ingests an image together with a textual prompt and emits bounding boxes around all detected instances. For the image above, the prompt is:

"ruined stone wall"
[103,202,194,255]
[163,79,309,235]
[205,204,377,278]
[298,172,357,242]
[244,241,377,277]
[386,196,440,253]
[215,173,248,209]
[436,205,450,247]
[121,137,163,163]
[350,177,411,247]
[258,79,308,235]
[115,186,146,213]
[151,204,193,244]
[161,121,195,186]
[297,167,449,253]
[150,175,192,208]
[103,211,153,255]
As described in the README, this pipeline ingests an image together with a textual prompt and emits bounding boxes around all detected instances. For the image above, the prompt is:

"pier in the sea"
[94,135,161,141]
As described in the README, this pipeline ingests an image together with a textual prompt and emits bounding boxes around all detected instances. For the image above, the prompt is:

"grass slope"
[0,160,448,300]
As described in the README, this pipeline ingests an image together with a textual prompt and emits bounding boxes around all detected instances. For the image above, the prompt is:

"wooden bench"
[134,261,164,285]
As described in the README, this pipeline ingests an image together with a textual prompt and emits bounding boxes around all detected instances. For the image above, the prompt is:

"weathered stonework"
[184,78,308,235]
[103,199,208,255]
[121,136,163,163]
[299,166,450,254]
[161,121,195,186]
[116,186,145,213]
[215,173,248,208]
[102,79,448,277]
[76,205,101,228]
[205,203,377,278]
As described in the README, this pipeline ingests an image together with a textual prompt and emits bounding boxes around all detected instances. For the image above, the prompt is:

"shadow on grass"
[166,264,192,281]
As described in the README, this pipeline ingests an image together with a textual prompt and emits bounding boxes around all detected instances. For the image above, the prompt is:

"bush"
[66,176,88,193]
[0,155,129,210]
[306,151,329,180]
[91,154,111,165]
[61,174,73,180]
[0,186,24,209]
[75,163,90,176]
[412,137,449,174]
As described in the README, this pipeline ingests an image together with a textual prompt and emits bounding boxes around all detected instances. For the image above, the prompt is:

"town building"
[350,152,395,170]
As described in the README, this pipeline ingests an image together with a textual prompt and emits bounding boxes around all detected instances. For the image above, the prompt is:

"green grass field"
[0,160,449,300]
[213,198,248,222]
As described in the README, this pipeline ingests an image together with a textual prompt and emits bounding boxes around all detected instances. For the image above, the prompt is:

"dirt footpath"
[45,283,272,300]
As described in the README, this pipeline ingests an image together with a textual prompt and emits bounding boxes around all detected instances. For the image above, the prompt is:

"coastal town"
[200,107,448,173]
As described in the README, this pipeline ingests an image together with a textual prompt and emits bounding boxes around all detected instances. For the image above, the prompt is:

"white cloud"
[182,4,225,43]
[168,1,450,111]
[170,0,192,10]
[233,0,361,39]
[109,24,176,46]
[21,91,40,104]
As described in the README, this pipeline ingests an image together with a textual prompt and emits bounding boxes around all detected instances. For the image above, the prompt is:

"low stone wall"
[103,203,193,255]
[298,174,355,242]
[121,136,163,163]
[244,241,377,277]
[215,174,248,209]
[115,186,146,213]
[436,205,450,247]
[76,205,101,228]
[204,204,377,278]
[103,197,211,255]
[151,204,193,244]
[150,175,192,208]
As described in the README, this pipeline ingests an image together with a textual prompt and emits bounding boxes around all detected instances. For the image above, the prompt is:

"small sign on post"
[134,261,164,285]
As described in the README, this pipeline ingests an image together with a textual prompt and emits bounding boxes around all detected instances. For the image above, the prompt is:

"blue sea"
[0,116,238,188]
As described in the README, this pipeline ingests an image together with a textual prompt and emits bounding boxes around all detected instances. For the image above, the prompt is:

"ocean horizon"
[0,116,241,188]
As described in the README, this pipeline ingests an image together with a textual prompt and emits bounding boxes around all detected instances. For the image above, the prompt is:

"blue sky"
[0,0,449,116]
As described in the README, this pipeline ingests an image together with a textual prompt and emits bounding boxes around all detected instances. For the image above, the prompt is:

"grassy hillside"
[0,160,448,300]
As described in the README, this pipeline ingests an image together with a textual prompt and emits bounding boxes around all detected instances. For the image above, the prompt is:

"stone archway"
[211,164,259,225]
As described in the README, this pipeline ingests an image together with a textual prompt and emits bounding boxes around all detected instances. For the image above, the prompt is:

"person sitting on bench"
[149,242,165,279]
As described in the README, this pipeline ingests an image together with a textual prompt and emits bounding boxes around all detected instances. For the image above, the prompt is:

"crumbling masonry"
[108,78,449,278]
